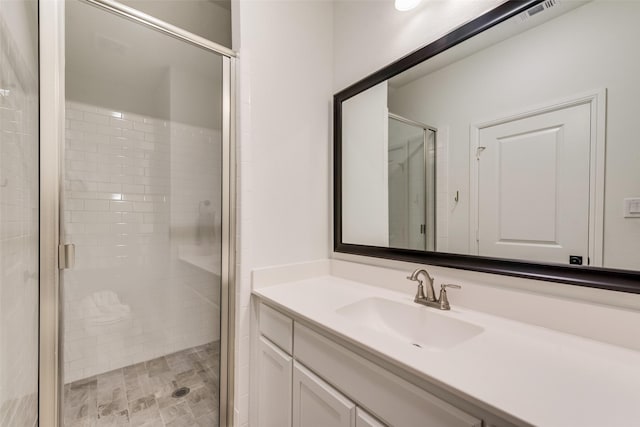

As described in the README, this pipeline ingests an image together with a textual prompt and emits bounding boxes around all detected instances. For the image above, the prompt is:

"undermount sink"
[336,297,483,352]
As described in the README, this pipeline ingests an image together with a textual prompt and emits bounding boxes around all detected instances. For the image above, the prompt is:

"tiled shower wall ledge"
[63,101,222,383]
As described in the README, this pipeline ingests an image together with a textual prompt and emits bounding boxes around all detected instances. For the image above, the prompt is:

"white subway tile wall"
[63,101,222,383]
[0,12,39,427]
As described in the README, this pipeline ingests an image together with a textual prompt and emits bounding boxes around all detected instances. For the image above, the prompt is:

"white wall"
[240,2,332,269]
[388,0,640,268]
[234,1,334,426]
[342,81,389,246]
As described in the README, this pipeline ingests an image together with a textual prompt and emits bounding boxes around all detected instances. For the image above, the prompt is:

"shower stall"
[1,0,235,425]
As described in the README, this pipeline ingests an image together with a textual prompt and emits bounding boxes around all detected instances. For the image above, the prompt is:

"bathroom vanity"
[252,271,640,427]
[255,301,488,427]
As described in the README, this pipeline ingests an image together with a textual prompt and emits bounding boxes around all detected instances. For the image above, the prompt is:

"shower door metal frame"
[38,1,237,426]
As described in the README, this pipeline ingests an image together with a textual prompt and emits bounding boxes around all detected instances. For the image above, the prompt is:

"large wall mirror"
[334,0,640,293]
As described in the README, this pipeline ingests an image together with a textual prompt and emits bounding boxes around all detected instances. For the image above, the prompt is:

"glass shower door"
[61,2,226,425]
[0,1,39,425]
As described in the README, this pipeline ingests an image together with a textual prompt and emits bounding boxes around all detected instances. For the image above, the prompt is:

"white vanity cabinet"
[294,323,481,427]
[256,301,490,427]
[293,361,356,427]
[259,303,293,353]
[356,408,386,427]
[257,304,294,427]
[258,336,292,427]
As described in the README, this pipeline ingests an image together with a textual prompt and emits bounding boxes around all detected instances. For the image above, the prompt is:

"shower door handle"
[58,243,76,270]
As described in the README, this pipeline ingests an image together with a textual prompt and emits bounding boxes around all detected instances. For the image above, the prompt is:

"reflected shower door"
[62,2,226,425]
[388,117,424,250]
[388,116,436,251]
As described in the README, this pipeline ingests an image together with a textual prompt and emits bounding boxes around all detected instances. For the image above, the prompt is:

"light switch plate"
[623,198,640,218]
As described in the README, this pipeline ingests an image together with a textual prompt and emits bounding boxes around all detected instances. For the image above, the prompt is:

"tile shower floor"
[64,342,220,427]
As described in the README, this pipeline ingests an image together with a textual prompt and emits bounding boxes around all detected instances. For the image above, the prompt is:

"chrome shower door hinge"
[58,243,75,270]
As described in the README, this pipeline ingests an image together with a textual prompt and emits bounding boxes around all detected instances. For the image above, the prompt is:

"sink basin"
[336,297,483,352]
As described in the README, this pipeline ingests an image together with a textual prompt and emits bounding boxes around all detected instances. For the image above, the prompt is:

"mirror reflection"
[388,114,436,251]
[340,0,640,271]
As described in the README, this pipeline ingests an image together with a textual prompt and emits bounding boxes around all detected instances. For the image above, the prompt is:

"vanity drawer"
[259,303,293,354]
[294,323,481,427]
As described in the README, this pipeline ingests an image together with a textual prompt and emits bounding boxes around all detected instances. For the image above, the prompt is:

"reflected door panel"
[477,102,591,264]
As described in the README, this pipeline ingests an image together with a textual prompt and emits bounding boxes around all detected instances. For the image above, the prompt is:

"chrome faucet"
[407,269,437,302]
[407,268,461,310]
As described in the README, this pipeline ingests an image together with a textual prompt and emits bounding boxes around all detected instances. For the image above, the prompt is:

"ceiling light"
[395,0,421,11]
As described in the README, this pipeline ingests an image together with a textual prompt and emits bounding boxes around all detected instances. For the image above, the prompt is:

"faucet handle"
[438,284,461,310]
[407,276,426,302]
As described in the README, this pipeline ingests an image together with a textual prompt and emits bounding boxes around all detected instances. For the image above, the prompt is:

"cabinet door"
[258,336,293,427]
[295,323,482,427]
[356,408,386,427]
[293,361,356,427]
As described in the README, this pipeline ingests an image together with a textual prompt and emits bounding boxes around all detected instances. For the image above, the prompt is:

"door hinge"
[59,243,76,270]
[476,146,486,160]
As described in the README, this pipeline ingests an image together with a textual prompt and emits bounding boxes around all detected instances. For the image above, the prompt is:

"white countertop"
[254,276,640,427]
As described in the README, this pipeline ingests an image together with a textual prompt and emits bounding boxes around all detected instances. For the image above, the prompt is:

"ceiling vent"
[518,0,559,22]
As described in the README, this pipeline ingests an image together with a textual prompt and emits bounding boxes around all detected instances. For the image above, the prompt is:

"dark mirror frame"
[333,0,640,295]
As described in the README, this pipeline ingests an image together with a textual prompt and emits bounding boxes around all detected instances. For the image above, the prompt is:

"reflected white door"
[477,102,591,265]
